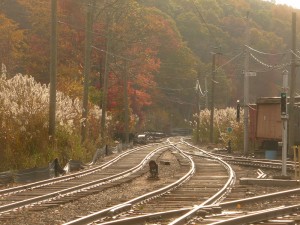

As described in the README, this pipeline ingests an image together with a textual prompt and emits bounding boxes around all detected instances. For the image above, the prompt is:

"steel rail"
[0,144,156,197]
[220,186,300,208]
[210,204,300,225]
[223,158,295,170]
[95,177,300,225]
[63,145,195,225]
[97,208,192,225]
[0,144,170,214]
[168,140,236,225]
[183,138,295,170]
[101,188,300,224]
[182,140,236,205]
[93,141,234,225]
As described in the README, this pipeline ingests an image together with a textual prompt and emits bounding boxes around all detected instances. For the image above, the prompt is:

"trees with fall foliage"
[2,0,296,132]
[0,13,26,75]
[0,0,300,170]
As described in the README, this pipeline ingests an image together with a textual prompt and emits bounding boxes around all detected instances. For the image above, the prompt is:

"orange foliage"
[0,13,25,74]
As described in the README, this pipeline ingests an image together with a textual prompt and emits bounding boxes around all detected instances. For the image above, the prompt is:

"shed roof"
[256,96,300,104]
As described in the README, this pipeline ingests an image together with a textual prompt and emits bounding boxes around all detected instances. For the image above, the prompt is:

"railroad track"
[0,144,156,196]
[83,140,300,225]
[0,142,171,220]
[181,139,295,171]
[61,140,235,225]
[1,138,299,225]
[190,187,300,225]
[176,140,300,225]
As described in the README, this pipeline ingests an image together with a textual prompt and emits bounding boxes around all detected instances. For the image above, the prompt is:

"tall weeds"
[0,68,103,171]
[191,107,244,152]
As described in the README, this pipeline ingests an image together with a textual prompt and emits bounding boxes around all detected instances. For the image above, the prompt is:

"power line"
[292,50,300,59]
[195,80,207,97]
[156,86,195,91]
[190,0,220,48]
[91,45,133,61]
[246,45,289,56]
[249,52,290,70]
[157,96,196,106]
[215,52,243,72]
[57,20,108,39]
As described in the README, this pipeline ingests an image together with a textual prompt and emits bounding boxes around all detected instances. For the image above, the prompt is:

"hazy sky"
[275,0,300,9]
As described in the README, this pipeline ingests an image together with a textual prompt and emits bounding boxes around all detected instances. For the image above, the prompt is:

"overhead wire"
[249,53,290,71]
[195,80,207,97]
[91,45,133,61]
[157,96,196,106]
[292,50,300,59]
[215,52,243,72]
[57,20,108,39]
[244,44,293,74]
[246,44,291,73]
[246,45,289,56]
[190,0,220,48]
[155,86,195,91]
[248,104,256,111]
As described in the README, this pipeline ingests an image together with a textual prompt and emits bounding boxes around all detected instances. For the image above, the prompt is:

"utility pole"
[81,0,94,143]
[124,62,129,144]
[209,53,217,143]
[196,72,201,143]
[49,0,57,138]
[243,12,250,155]
[288,12,297,155]
[100,32,110,142]
[205,75,208,108]
[281,70,288,176]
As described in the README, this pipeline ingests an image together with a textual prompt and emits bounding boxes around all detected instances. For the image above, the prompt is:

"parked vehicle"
[135,134,148,144]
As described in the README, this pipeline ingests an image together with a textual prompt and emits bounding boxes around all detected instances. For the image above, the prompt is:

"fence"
[0,143,131,186]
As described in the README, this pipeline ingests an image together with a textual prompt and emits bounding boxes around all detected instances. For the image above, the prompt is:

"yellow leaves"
[57,74,83,99]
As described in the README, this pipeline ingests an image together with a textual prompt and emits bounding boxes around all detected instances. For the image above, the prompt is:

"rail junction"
[0,137,300,225]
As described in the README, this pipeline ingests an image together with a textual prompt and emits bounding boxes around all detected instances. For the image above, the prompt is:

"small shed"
[256,97,282,141]
[255,96,300,146]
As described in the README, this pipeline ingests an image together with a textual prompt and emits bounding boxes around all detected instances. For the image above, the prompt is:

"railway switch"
[149,160,159,179]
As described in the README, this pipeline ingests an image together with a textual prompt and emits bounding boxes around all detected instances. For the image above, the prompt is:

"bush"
[0,68,102,171]
[191,107,244,152]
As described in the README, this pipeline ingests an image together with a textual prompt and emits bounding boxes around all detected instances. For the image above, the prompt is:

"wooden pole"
[209,53,216,143]
[81,1,94,143]
[49,0,57,138]
[124,62,129,144]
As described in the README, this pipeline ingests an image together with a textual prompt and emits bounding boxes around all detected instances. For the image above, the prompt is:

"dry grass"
[0,66,105,171]
[191,107,244,152]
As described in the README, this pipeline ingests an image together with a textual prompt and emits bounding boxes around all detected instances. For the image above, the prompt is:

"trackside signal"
[236,100,240,122]
[280,92,287,115]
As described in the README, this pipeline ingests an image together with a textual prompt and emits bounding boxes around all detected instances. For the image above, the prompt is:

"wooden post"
[49,0,57,138]
[81,0,94,143]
